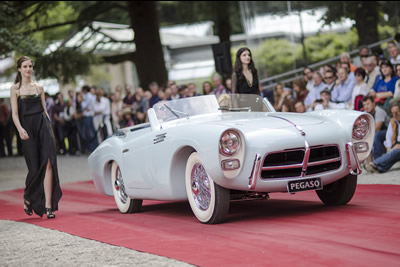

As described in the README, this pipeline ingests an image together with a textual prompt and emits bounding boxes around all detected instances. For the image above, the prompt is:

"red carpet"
[1,181,399,266]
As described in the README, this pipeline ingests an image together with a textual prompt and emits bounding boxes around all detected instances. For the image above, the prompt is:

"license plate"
[287,177,323,193]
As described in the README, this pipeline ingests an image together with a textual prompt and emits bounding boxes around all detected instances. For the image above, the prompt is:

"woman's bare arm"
[231,72,237,94]
[10,84,29,139]
[39,85,50,120]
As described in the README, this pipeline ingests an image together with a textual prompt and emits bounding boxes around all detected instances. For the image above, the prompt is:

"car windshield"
[153,94,272,123]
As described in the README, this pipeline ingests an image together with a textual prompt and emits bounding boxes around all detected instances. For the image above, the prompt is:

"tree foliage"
[34,48,97,84]
[250,39,302,77]
[243,29,363,79]
[321,1,380,46]
[304,30,358,62]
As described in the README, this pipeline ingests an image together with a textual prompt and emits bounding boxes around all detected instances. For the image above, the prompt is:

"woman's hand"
[19,128,29,140]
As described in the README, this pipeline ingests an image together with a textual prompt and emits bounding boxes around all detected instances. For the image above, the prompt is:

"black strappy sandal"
[24,200,32,216]
[46,208,55,219]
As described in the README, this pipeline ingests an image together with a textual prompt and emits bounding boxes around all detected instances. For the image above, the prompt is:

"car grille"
[261,145,341,179]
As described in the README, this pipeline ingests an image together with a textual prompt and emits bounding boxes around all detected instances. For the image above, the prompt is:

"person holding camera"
[310,89,346,111]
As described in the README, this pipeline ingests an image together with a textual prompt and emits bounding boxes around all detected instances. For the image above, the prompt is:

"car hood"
[197,112,324,130]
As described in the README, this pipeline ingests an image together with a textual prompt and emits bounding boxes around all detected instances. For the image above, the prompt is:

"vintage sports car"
[89,94,374,224]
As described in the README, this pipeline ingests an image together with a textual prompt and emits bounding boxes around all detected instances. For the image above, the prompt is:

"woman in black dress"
[10,56,62,219]
[231,47,260,95]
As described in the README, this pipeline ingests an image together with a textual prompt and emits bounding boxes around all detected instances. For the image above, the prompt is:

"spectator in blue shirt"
[370,58,398,106]
[331,67,356,104]
[148,82,161,108]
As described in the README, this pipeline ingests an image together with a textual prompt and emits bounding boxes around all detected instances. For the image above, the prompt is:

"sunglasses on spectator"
[324,76,334,79]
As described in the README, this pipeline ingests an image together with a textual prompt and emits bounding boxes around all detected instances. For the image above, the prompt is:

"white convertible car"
[89,94,374,224]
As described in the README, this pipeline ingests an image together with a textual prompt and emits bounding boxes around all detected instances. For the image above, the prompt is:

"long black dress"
[236,73,260,95]
[18,86,62,217]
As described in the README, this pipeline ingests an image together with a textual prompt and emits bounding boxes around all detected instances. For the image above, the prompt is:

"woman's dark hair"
[379,58,395,78]
[75,92,83,112]
[354,67,366,80]
[202,81,212,95]
[14,56,33,89]
[292,78,307,92]
[234,47,258,83]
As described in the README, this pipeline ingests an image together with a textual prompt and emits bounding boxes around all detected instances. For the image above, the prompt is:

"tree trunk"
[354,1,379,46]
[214,1,232,78]
[128,1,168,89]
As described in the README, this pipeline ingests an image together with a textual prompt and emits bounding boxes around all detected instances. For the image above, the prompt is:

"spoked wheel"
[185,152,230,224]
[316,174,357,206]
[111,161,142,213]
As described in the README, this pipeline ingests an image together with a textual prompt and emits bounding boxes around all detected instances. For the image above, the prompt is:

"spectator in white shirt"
[304,71,326,110]
[364,56,380,89]
[93,89,112,144]
[310,89,346,111]
[388,41,400,65]
[362,95,390,161]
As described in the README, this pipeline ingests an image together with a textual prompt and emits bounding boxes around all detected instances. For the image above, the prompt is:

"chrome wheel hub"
[191,163,211,211]
[114,167,128,204]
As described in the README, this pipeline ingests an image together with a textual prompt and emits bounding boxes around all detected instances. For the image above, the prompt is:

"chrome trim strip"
[345,142,362,175]
[262,163,303,171]
[248,154,262,190]
[261,157,341,171]
[301,140,310,177]
[307,157,341,166]
[153,133,167,144]
[269,115,306,136]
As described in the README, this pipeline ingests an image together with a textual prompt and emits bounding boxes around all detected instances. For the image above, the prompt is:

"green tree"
[250,39,302,77]
[0,1,168,87]
[321,1,380,46]
[304,30,358,62]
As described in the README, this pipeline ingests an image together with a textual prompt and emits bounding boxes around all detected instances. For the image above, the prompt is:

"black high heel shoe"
[24,200,32,216]
[46,208,55,219]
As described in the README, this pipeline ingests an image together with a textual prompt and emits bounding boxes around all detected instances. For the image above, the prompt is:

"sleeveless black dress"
[18,87,62,217]
[236,73,260,95]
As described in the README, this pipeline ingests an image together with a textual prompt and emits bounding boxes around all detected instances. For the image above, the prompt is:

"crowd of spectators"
[269,39,400,173]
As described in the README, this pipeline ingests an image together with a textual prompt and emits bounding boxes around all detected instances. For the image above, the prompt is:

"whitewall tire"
[111,161,142,213]
[185,152,230,224]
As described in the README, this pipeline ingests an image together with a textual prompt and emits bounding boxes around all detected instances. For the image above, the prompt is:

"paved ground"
[0,155,192,267]
[0,154,399,266]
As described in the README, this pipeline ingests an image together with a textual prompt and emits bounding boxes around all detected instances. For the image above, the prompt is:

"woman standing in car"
[231,47,260,95]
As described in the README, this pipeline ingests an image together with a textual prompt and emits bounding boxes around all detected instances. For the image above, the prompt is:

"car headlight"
[219,130,241,156]
[352,115,370,140]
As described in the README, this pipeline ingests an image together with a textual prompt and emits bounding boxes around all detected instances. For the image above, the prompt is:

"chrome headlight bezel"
[219,130,241,156]
[352,115,370,140]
